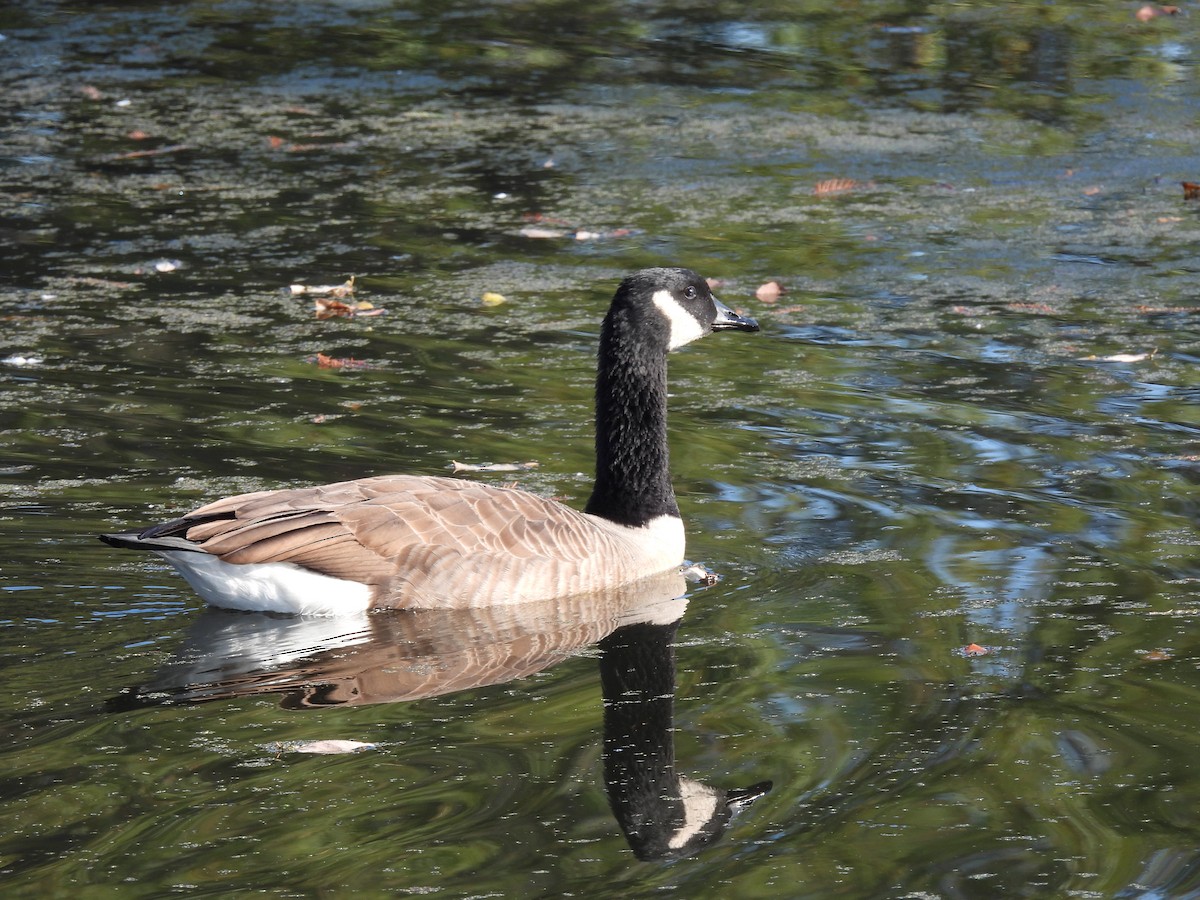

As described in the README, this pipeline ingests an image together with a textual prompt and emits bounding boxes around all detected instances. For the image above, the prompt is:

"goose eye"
[683,285,698,300]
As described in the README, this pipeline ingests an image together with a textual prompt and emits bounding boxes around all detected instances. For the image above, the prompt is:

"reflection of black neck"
[599,620,682,860]
[599,621,771,861]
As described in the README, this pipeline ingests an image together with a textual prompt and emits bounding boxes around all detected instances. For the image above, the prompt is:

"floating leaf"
[962,643,990,657]
[275,740,376,755]
[1183,182,1200,201]
[755,280,785,303]
[314,298,355,318]
[104,144,191,161]
[313,298,385,320]
[813,178,860,196]
[292,276,356,298]
[450,460,539,473]
[2,354,43,367]
[480,291,507,307]
[1082,352,1154,363]
[681,563,719,585]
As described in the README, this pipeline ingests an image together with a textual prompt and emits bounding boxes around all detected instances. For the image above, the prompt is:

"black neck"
[584,310,679,527]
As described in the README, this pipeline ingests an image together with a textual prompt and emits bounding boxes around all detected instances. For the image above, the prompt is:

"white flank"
[158,550,372,616]
[652,289,707,349]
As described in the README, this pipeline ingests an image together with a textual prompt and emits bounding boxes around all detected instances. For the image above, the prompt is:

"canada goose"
[100,267,759,614]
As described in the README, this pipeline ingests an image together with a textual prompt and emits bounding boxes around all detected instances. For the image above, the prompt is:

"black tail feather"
[99,510,234,552]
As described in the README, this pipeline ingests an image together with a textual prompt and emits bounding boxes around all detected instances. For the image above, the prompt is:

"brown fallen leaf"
[1141,649,1173,661]
[813,178,859,196]
[313,298,355,318]
[314,297,385,319]
[1182,182,1200,201]
[962,643,990,657]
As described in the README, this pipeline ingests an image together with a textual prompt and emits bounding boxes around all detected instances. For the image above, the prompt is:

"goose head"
[605,267,759,353]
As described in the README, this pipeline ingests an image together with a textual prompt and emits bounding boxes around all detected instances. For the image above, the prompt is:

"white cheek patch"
[652,289,708,349]
[669,777,723,850]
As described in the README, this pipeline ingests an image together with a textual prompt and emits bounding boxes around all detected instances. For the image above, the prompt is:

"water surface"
[2,1,1200,896]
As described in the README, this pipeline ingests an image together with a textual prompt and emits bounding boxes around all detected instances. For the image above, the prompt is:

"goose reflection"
[599,617,771,859]
[114,568,770,858]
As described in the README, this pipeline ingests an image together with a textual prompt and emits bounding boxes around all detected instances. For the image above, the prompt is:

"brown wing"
[177,475,625,607]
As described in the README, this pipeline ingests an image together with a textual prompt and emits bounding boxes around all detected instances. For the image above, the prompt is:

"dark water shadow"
[109,568,771,861]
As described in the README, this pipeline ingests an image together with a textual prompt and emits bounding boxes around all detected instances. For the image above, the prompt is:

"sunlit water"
[2,1,1200,896]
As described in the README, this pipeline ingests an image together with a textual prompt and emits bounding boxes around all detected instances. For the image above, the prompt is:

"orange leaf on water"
[813,178,859,196]
[314,298,356,319]
[312,353,372,370]
[962,643,990,657]
[1182,182,1200,201]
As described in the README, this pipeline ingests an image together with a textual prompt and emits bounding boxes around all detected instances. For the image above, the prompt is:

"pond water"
[3,0,1200,896]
